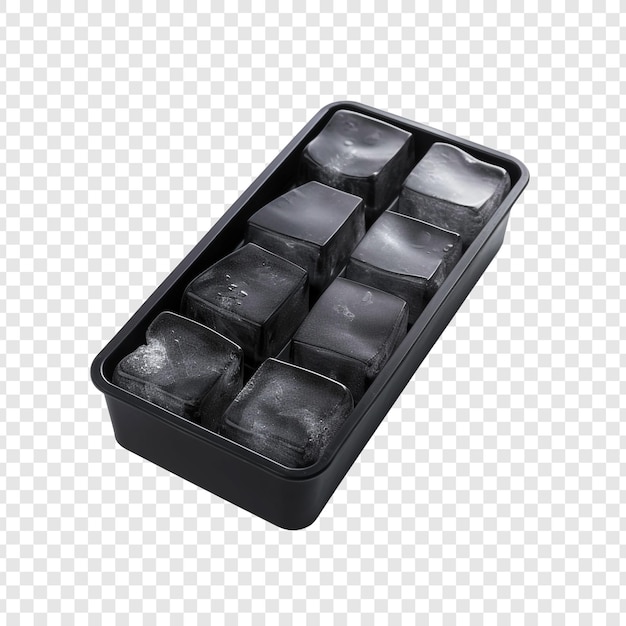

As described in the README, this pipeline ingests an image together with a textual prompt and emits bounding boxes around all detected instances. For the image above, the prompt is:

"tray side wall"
[106,395,324,529]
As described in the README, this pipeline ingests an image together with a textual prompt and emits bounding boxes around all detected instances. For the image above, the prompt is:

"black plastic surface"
[91,101,529,529]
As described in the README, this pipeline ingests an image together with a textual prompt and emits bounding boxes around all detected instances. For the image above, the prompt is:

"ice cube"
[300,109,414,226]
[181,243,309,367]
[345,211,462,324]
[112,311,243,430]
[397,142,511,248]
[246,181,365,298]
[291,277,408,401]
[219,358,353,468]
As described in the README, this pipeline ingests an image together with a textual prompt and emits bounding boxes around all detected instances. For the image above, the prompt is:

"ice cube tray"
[91,101,529,529]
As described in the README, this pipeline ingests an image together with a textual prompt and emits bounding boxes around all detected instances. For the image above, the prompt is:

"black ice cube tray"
[91,102,529,529]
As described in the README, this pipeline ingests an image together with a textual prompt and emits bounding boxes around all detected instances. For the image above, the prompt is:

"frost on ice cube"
[397,142,511,249]
[299,109,414,226]
[291,277,408,402]
[218,358,353,468]
[345,211,462,324]
[246,181,365,299]
[181,243,309,367]
[112,311,243,430]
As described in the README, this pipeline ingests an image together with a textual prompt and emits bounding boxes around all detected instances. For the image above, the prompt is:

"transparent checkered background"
[1,2,624,623]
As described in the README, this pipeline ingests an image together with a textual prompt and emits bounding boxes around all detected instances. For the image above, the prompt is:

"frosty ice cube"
[345,211,462,324]
[246,181,365,298]
[291,277,408,401]
[181,243,308,367]
[219,358,353,469]
[397,142,511,249]
[300,110,414,225]
[112,311,243,430]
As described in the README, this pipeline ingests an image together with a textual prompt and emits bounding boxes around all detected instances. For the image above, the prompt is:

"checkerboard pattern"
[1,2,624,623]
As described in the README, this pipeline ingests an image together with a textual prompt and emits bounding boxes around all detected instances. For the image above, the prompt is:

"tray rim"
[91,100,530,481]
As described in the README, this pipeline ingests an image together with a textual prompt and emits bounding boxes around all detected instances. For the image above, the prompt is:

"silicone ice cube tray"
[91,101,529,529]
